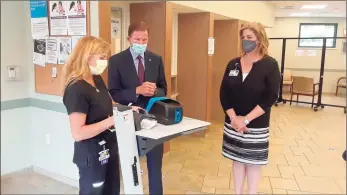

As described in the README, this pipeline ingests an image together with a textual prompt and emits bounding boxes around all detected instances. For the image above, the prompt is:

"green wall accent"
[1,98,67,113]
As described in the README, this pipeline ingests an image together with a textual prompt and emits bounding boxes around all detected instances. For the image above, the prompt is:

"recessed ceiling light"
[290,13,311,16]
[300,5,327,9]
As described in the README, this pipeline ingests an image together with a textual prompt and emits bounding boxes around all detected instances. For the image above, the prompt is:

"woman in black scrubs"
[62,36,139,195]
[219,22,281,195]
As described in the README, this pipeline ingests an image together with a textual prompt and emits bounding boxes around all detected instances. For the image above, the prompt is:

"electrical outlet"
[45,134,50,145]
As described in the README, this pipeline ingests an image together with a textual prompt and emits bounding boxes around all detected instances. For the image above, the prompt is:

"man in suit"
[108,21,167,195]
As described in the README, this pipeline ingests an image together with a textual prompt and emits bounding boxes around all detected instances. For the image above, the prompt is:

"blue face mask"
[131,43,147,55]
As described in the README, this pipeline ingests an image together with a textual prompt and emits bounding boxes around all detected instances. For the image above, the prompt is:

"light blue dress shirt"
[129,47,145,100]
[129,47,145,75]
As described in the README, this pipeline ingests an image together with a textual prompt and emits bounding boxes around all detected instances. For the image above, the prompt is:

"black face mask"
[242,39,257,53]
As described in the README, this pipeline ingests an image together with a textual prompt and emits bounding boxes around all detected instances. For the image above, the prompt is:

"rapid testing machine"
[111,101,211,194]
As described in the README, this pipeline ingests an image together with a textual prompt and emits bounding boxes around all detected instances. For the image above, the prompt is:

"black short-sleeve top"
[63,75,113,136]
[220,55,281,128]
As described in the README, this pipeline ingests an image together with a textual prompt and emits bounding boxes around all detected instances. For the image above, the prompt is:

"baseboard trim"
[32,166,79,188]
[1,165,34,177]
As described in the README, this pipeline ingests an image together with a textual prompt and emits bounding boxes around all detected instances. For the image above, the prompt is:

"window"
[298,23,338,48]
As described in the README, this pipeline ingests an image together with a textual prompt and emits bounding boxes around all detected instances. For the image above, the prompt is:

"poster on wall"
[295,49,304,56]
[307,50,317,56]
[58,37,72,64]
[111,18,121,39]
[33,39,47,67]
[49,1,68,35]
[30,0,49,39]
[66,0,87,35]
[46,37,59,64]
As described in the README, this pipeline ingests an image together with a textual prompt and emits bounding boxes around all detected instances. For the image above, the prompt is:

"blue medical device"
[145,97,183,125]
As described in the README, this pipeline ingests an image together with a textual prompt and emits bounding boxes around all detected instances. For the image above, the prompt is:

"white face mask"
[90,60,107,75]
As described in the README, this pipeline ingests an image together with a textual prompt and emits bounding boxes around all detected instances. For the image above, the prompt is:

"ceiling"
[271,1,346,18]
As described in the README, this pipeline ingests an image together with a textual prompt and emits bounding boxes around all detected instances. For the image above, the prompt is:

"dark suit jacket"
[108,48,167,108]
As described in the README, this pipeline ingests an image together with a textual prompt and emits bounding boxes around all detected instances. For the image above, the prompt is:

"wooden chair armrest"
[337,77,346,84]
[313,83,319,92]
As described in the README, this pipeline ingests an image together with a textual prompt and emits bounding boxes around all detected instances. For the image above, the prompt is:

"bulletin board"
[33,1,91,96]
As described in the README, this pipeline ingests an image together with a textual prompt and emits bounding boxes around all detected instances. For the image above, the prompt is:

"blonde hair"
[62,36,110,92]
[239,22,269,57]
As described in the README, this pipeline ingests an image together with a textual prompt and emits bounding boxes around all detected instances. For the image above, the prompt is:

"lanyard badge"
[98,140,110,165]
[229,63,239,76]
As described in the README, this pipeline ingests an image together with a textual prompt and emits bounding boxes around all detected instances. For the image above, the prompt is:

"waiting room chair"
[290,76,319,108]
[335,77,346,96]
[283,69,293,93]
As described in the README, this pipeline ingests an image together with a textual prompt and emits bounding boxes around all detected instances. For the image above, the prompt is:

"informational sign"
[49,1,68,35]
[308,50,317,56]
[208,37,215,56]
[66,1,87,35]
[30,0,49,39]
[111,18,121,39]
[295,49,304,56]
[46,37,59,64]
[33,39,47,67]
[58,37,72,64]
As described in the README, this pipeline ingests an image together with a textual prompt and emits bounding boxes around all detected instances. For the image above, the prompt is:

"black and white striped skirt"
[222,122,269,166]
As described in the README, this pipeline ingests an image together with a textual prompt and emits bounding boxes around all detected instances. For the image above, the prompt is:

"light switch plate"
[52,67,57,78]
[45,134,50,145]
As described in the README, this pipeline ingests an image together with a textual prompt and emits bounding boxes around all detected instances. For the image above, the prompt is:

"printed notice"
[295,49,304,56]
[33,39,46,67]
[111,18,121,38]
[46,37,59,64]
[30,0,49,39]
[49,1,68,35]
[308,50,317,56]
[58,37,72,64]
[66,1,87,35]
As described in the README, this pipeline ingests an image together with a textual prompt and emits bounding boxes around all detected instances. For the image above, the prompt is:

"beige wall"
[268,17,346,94]
[169,1,275,27]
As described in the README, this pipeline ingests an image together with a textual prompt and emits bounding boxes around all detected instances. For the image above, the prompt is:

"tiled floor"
[1,98,346,194]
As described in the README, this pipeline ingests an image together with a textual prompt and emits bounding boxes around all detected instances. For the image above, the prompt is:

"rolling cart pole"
[314,38,326,112]
[275,38,287,106]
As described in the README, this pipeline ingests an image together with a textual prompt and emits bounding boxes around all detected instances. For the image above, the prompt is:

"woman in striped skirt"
[219,22,281,195]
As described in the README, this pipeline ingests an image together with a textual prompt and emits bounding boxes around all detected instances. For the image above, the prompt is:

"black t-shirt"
[63,75,116,145]
[220,55,281,128]
[63,75,113,125]
[63,75,116,164]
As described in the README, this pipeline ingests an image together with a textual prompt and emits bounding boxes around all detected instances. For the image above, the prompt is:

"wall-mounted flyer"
[58,37,72,64]
[66,1,87,35]
[33,39,47,67]
[29,0,49,39]
[46,37,59,64]
[49,1,68,35]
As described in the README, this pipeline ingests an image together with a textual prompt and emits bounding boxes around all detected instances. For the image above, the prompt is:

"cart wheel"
[321,105,325,109]
[275,103,278,107]
[283,100,287,104]
[314,107,318,112]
